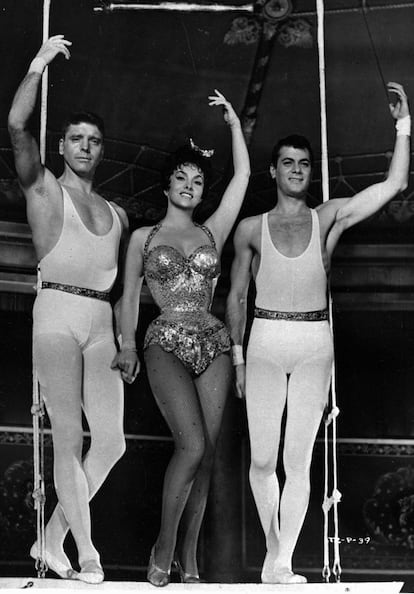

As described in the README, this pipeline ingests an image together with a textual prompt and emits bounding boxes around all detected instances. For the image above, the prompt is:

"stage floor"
[0,578,407,593]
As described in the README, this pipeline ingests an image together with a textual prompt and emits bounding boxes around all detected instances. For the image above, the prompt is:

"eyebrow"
[68,134,102,141]
[176,168,204,178]
[281,157,310,164]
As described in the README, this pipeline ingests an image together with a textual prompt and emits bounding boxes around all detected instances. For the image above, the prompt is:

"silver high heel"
[174,555,201,584]
[147,546,171,587]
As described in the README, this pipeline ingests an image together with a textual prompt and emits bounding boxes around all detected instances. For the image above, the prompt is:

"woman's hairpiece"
[189,138,215,158]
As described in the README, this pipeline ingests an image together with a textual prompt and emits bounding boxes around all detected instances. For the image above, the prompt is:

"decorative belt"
[254,307,329,322]
[41,282,111,302]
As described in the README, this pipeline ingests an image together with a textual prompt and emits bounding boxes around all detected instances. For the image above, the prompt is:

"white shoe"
[262,567,307,584]
[30,543,77,580]
[76,559,105,584]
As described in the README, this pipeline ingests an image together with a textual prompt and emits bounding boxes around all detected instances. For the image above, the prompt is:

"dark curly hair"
[161,145,213,199]
[271,134,314,169]
[61,111,105,139]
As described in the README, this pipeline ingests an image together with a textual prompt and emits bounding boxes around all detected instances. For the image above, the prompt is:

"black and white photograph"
[0,1,414,592]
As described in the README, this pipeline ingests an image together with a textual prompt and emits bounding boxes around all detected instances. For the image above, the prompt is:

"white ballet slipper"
[76,559,105,584]
[30,543,77,580]
[262,567,307,584]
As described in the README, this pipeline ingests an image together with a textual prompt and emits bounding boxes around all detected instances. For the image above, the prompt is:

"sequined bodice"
[144,223,220,314]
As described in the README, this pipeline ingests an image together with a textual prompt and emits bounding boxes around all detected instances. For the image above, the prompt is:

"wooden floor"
[0,578,406,593]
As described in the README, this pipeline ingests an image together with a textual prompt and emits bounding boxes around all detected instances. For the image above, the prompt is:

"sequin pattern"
[143,223,230,376]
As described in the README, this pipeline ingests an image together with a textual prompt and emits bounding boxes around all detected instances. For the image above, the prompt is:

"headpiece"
[189,138,215,158]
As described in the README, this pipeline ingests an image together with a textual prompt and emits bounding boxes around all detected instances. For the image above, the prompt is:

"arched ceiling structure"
[0,0,413,232]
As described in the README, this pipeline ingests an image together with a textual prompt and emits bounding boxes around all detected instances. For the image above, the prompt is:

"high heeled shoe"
[173,556,201,584]
[147,546,171,587]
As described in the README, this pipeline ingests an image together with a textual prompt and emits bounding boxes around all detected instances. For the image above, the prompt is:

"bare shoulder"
[110,202,129,231]
[234,214,262,243]
[129,225,154,250]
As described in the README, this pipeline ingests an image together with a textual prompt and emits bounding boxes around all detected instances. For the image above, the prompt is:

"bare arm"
[225,219,255,398]
[8,35,72,190]
[325,82,410,253]
[111,228,146,383]
[204,90,250,252]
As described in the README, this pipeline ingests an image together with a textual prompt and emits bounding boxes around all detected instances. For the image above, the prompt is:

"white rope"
[32,0,51,578]
[40,0,51,165]
[316,0,342,583]
[32,268,47,578]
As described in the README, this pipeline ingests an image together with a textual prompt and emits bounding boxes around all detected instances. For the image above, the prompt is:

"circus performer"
[113,90,249,586]
[226,83,410,584]
[8,36,128,584]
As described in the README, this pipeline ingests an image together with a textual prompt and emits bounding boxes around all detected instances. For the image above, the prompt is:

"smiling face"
[59,122,104,179]
[165,163,205,210]
[270,145,312,199]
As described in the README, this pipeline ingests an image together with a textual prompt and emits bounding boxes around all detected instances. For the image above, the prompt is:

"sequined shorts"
[144,312,231,376]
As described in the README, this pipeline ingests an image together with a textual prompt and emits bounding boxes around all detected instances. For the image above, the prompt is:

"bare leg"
[176,353,232,577]
[144,346,206,573]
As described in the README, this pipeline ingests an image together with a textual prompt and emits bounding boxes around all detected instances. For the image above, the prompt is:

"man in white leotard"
[226,82,410,584]
[8,36,128,583]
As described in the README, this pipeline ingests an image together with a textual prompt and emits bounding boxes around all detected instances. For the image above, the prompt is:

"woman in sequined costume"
[112,90,249,586]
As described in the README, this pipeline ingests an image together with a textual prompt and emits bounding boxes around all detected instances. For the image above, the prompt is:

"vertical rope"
[40,0,51,164]
[316,0,342,583]
[361,1,388,99]
[316,0,329,204]
[31,270,47,578]
[322,421,331,582]
[32,0,51,578]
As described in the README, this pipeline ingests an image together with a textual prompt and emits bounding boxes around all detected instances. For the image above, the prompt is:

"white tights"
[33,291,125,569]
[246,318,333,581]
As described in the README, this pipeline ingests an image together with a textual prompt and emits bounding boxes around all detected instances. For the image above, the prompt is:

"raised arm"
[325,82,410,254]
[8,35,72,190]
[225,219,255,399]
[111,228,146,384]
[205,90,250,252]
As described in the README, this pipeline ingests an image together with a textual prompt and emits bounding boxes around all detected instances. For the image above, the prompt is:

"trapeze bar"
[296,1,414,17]
[94,2,253,12]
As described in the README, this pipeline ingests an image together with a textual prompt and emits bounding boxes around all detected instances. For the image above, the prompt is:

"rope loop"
[322,564,331,581]
[34,556,48,578]
[31,403,45,417]
[32,488,46,506]
[333,560,342,582]
[324,405,340,426]
[322,488,342,513]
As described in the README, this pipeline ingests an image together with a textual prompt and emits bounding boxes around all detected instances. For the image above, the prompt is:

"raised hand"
[35,35,72,66]
[387,82,410,120]
[208,89,240,127]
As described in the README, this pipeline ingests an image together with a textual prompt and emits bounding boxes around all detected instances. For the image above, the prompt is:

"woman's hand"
[208,89,240,127]
[111,349,140,384]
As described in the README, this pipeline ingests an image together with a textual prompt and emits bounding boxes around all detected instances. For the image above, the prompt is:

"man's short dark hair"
[161,145,213,198]
[61,111,105,139]
[271,134,314,168]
